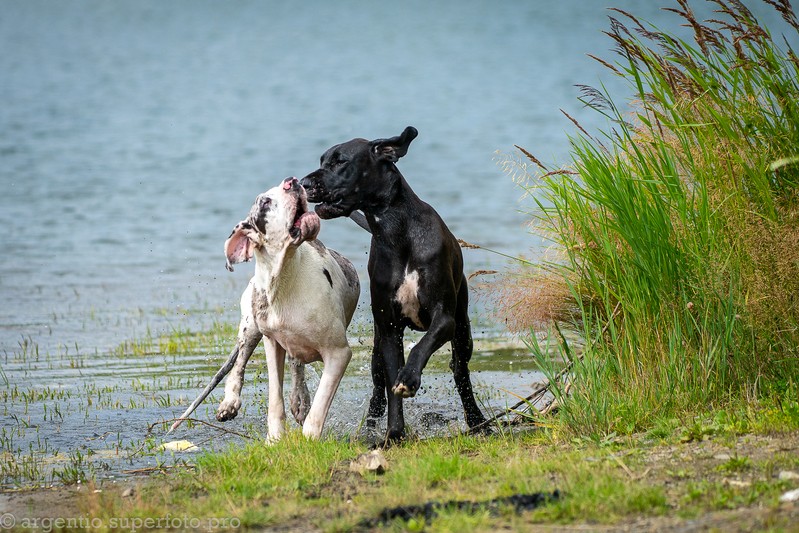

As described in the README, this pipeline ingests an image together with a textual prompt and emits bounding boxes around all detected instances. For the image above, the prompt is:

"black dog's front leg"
[393,309,455,398]
[379,329,406,442]
[367,326,387,420]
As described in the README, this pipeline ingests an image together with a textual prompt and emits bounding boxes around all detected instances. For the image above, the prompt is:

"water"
[0,1,792,486]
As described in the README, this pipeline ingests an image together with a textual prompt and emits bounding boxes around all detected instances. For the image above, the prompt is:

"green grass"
[85,417,798,532]
[113,320,239,357]
[497,0,799,439]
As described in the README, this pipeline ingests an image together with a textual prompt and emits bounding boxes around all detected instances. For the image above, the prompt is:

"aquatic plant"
[500,0,799,436]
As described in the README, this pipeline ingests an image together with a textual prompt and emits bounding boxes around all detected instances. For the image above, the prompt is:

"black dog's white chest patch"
[395,269,423,329]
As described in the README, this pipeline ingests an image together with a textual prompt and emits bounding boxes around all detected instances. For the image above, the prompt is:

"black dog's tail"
[349,211,372,233]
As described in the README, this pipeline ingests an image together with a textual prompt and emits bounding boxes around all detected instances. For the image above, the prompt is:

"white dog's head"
[224,177,321,271]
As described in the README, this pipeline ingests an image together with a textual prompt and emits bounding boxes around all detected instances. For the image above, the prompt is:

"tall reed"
[503,0,799,436]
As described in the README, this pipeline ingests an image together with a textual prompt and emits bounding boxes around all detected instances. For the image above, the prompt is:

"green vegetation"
[87,426,798,531]
[113,320,238,357]
[497,0,799,438]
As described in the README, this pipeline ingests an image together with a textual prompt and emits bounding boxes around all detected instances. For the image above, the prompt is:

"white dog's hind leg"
[265,338,288,441]
[302,347,352,439]
[289,356,311,426]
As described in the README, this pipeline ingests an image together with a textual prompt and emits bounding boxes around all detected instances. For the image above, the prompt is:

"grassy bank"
[497,0,799,438]
[57,420,798,531]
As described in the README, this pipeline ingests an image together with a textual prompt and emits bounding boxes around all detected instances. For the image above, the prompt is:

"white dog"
[169,177,359,440]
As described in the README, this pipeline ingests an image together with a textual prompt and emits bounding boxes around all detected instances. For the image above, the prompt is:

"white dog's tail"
[166,345,240,434]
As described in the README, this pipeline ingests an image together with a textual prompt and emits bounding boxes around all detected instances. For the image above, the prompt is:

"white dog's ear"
[224,221,258,271]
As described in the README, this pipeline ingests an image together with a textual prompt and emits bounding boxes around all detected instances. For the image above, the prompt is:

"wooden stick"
[121,464,193,475]
[148,418,253,440]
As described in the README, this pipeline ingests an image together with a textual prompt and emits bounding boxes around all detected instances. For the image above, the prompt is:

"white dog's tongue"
[295,211,321,243]
[283,180,293,191]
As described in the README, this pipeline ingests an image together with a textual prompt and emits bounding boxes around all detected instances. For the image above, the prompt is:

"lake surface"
[0,1,793,485]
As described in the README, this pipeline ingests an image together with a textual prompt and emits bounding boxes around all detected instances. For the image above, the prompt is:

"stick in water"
[167,345,240,434]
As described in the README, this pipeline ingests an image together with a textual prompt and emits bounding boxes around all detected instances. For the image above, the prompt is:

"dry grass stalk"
[491,269,577,333]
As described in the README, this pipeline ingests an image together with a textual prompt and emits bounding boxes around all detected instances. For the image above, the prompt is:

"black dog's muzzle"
[300,173,324,203]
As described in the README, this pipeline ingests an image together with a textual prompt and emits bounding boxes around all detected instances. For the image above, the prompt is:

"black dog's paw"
[392,368,420,398]
[383,427,407,446]
[367,389,387,418]
[465,409,492,435]
[468,420,494,436]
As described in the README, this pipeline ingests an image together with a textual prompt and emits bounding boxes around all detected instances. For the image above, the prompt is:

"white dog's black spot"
[323,268,333,287]
[249,196,274,233]
[330,249,359,289]
[307,239,327,256]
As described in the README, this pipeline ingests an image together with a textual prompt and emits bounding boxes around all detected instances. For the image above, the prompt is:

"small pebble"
[779,488,799,503]
[778,471,799,481]
[349,449,388,475]
[122,487,135,498]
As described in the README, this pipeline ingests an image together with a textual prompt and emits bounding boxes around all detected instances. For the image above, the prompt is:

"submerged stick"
[153,418,252,440]
[166,345,240,434]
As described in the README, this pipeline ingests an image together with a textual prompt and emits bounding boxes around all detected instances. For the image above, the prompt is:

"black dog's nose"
[300,173,322,203]
[283,177,299,191]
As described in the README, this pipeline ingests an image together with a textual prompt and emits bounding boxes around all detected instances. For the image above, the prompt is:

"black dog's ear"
[371,126,418,163]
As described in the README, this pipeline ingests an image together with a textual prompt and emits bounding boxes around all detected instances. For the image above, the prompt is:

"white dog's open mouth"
[290,191,322,244]
[289,197,307,239]
[283,177,320,244]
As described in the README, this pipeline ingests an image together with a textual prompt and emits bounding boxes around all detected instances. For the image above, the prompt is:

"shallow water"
[0,1,792,486]
[1,334,553,488]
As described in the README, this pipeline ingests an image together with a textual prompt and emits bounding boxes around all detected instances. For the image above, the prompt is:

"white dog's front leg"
[265,338,287,441]
[217,311,261,422]
[217,352,252,420]
[302,347,352,439]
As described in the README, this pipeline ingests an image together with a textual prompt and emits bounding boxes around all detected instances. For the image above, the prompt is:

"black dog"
[301,126,487,441]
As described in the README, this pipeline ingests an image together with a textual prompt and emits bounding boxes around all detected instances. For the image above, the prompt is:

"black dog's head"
[301,126,418,219]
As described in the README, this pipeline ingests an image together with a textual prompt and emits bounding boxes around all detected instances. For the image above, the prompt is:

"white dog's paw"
[302,420,323,440]
[264,432,282,445]
[216,397,241,421]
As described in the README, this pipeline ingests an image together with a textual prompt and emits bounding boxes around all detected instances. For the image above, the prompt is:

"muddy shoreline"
[2,431,798,532]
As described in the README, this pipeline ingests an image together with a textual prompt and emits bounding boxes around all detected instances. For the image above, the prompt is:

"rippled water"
[0,0,792,485]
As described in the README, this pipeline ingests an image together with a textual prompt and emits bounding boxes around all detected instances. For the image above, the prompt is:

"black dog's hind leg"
[367,326,387,420]
[450,280,488,430]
